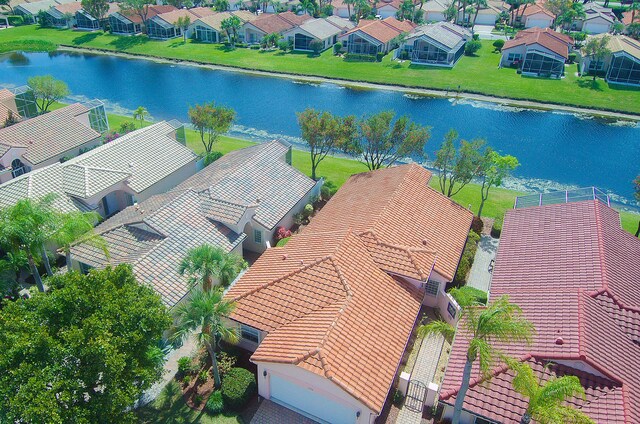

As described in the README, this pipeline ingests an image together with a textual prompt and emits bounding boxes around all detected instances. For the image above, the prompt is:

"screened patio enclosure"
[344,33,381,55]
[194,25,218,43]
[520,49,565,78]
[76,10,100,30]
[109,14,141,34]
[147,18,180,39]
[607,52,640,86]
[294,33,314,51]
[409,38,465,66]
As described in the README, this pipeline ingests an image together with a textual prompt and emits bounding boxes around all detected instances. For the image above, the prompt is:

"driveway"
[251,399,318,424]
[473,25,509,40]
[467,235,499,293]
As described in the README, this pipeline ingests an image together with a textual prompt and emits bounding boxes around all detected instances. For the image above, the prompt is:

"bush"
[250,44,260,49]
[178,356,196,377]
[376,52,385,62]
[275,226,292,242]
[293,212,304,226]
[217,352,237,378]
[309,40,324,55]
[203,151,223,166]
[320,180,337,200]
[333,42,342,55]
[221,368,257,411]
[393,389,404,407]
[492,39,504,51]
[118,121,136,134]
[302,203,314,218]
[344,53,377,62]
[398,50,410,60]
[276,236,290,247]
[205,391,225,415]
[278,39,290,52]
[463,286,488,305]
[182,375,192,387]
[471,216,484,235]
[193,393,204,406]
[198,369,209,384]
[491,216,503,238]
[567,52,577,64]
[103,131,120,143]
[157,380,181,409]
[464,40,482,56]
[7,15,25,26]
[454,231,480,283]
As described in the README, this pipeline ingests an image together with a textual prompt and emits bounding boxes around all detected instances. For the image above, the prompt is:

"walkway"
[467,235,499,293]
[250,399,318,424]
[395,313,446,424]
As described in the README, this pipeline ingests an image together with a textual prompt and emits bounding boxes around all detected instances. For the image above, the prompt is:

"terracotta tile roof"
[155,8,212,25]
[377,0,402,10]
[194,11,257,31]
[519,3,553,18]
[503,27,573,59]
[0,89,20,127]
[0,103,101,165]
[440,200,640,424]
[53,1,81,14]
[341,17,415,43]
[118,5,177,24]
[305,164,473,281]
[622,11,635,25]
[226,230,423,413]
[248,11,311,34]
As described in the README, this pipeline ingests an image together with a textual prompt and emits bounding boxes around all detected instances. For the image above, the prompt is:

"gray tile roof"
[15,0,75,14]
[175,140,316,230]
[406,21,471,49]
[297,18,347,39]
[0,103,101,165]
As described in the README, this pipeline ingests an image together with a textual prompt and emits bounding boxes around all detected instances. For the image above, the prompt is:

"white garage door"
[526,18,551,28]
[474,14,496,25]
[270,374,358,424]
[583,22,610,34]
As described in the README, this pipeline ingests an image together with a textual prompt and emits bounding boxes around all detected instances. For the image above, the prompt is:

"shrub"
[103,131,120,143]
[293,212,304,226]
[309,40,324,55]
[198,370,209,384]
[183,375,192,387]
[217,352,237,378]
[398,50,410,60]
[221,368,257,411]
[567,52,577,64]
[344,53,376,62]
[376,52,385,62]
[275,226,292,242]
[471,216,484,235]
[573,31,587,42]
[302,203,314,218]
[454,231,480,283]
[118,121,136,134]
[276,236,290,247]
[193,393,204,406]
[393,389,404,407]
[491,216,503,238]
[157,380,181,409]
[278,39,290,52]
[492,39,504,52]
[7,15,25,26]
[320,180,337,200]
[464,40,482,56]
[178,356,196,377]
[250,44,260,50]
[205,391,225,415]
[203,151,223,166]
[463,286,488,305]
[333,42,342,55]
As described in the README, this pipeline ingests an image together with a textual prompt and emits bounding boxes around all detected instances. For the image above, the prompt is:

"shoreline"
[56,46,640,122]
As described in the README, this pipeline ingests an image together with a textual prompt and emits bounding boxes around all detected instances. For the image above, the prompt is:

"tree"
[631,1,640,23]
[176,15,191,42]
[0,265,171,423]
[0,0,14,14]
[508,360,594,424]
[27,75,70,114]
[133,105,149,127]
[397,0,416,21]
[545,0,571,24]
[2,110,19,128]
[556,2,584,29]
[188,101,236,153]
[221,15,242,46]
[464,39,482,55]
[214,0,230,10]
[444,2,458,21]
[434,129,484,197]
[178,244,247,292]
[341,111,430,170]
[120,0,153,31]
[171,288,238,389]
[297,109,357,180]
[344,0,355,18]
[81,0,109,29]
[634,175,640,237]
[583,36,611,81]
[493,38,505,52]
[628,22,640,39]
[504,0,522,26]
[476,148,519,217]
[420,294,534,424]
[298,0,317,15]
[52,211,108,273]
[263,32,282,48]
[470,0,488,31]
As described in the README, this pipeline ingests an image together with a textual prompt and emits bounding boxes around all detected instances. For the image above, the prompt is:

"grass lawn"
[137,397,241,424]
[4,25,640,115]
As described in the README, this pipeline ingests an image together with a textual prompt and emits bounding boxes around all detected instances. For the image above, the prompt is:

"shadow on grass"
[168,39,187,48]
[137,396,241,424]
[407,63,453,71]
[109,35,150,50]
[72,32,100,45]
[576,78,604,91]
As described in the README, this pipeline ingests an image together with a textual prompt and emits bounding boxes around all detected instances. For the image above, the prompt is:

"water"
[1,50,639,203]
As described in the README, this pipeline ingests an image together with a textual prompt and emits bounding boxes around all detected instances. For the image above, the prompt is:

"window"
[588,60,604,71]
[521,50,564,77]
[294,33,315,51]
[507,53,522,62]
[10,158,26,178]
[241,325,260,343]
[447,302,457,319]
[254,229,262,244]
[79,262,93,274]
[607,54,640,86]
[424,280,439,296]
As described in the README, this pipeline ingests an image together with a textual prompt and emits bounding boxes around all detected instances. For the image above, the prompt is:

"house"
[458,0,504,26]
[581,34,640,86]
[0,102,108,183]
[281,16,354,51]
[421,0,452,23]
[331,0,351,18]
[74,2,120,30]
[377,0,403,19]
[339,17,415,56]
[147,8,215,40]
[0,86,37,129]
[224,164,473,424]
[13,0,76,23]
[44,1,81,28]
[500,27,573,78]
[108,5,177,35]
[187,11,257,43]
[439,189,640,424]
[0,89,19,128]
[570,2,616,34]
[0,120,199,217]
[513,3,554,29]
[70,140,319,308]
[242,11,311,44]
[398,21,471,67]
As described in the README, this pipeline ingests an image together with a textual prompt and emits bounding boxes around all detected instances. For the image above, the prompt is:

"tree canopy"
[188,102,236,153]
[0,265,171,423]
[434,129,484,197]
[584,36,611,81]
[27,75,70,114]
[81,0,109,26]
[119,0,154,28]
[476,148,519,217]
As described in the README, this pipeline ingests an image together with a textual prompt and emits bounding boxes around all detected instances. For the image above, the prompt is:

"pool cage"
[514,187,610,209]
[607,52,640,86]
[11,85,38,118]
[82,100,109,134]
[520,49,565,78]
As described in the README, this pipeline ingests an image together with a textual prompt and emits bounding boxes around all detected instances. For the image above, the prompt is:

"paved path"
[467,235,499,293]
[250,399,318,424]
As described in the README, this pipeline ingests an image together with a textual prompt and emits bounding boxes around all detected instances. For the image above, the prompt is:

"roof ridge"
[593,200,610,293]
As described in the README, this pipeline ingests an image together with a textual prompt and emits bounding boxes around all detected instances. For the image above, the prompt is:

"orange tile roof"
[305,164,473,281]
[248,11,312,34]
[54,1,82,14]
[120,5,177,24]
[519,2,553,18]
[342,17,416,43]
[226,230,423,413]
[503,27,573,59]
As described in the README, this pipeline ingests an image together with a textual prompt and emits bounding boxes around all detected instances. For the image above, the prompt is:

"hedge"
[491,216,503,238]
[221,367,256,411]
[454,231,480,283]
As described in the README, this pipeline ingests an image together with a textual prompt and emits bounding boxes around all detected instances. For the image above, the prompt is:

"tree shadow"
[72,32,100,45]
[168,39,188,48]
[109,35,150,50]
[575,78,604,91]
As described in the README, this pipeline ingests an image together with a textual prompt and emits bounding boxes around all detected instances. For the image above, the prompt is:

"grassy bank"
[4,25,640,115]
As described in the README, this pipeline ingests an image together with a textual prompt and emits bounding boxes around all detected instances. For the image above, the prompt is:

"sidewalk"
[467,235,499,293]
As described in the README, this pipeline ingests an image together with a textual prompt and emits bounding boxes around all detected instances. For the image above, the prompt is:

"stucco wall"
[135,158,199,202]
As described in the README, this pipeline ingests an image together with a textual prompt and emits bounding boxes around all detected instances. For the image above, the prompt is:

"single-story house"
[377,0,402,19]
[421,0,452,23]
[569,2,616,34]
[0,102,108,183]
[44,1,81,28]
[187,10,257,43]
[70,140,319,308]
[108,5,177,35]
[242,11,311,44]
[0,86,37,129]
[339,17,415,56]
[581,34,640,86]
[281,16,354,51]
[439,191,640,424]
[398,21,471,67]
[513,2,554,29]
[0,120,199,218]
[224,164,473,424]
[230,0,300,13]
[500,27,573,78]
[331,0,351,19]
[458,0,505,26]
[13,0,76,23]
[147,7,215,40]
[74,2,120,30]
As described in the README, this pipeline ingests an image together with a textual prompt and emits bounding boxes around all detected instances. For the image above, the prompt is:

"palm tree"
[470,0,487,31]
[420,294,535,424]
[171,288,239,388]
[631,1,640,23]
[178,244,247,292]
[133,106,149,128]
[344,0,355,19]
[176,16,191,42]
[53,211,109,272]
[509,360,594,424]
[221,15,242,47]
[298,0,316,16]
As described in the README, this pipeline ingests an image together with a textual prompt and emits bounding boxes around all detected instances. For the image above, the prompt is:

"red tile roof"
[54,1,82,14]
[440,200,640,424]
[120,5,177,24]
[519,2,553,18]
[248,11,311,34]
[503,27,573,59]
[341,17,416,43]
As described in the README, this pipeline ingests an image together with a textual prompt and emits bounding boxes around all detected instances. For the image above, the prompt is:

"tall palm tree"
[133,106,149,128]
[171,288,239,388]
[420,294,535,424]
[471,0,487,31]
[344,0,355,19]
[178,244,247,292]
[509,360,594,424]
[53,211,109,272]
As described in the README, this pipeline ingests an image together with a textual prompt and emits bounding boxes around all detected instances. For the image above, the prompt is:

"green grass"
[4,25,640,115]
[137,397,241,424]
[0,38,56,54]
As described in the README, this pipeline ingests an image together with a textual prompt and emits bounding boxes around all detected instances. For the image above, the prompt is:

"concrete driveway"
[473,25,509,40]
[467,235,499,293]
